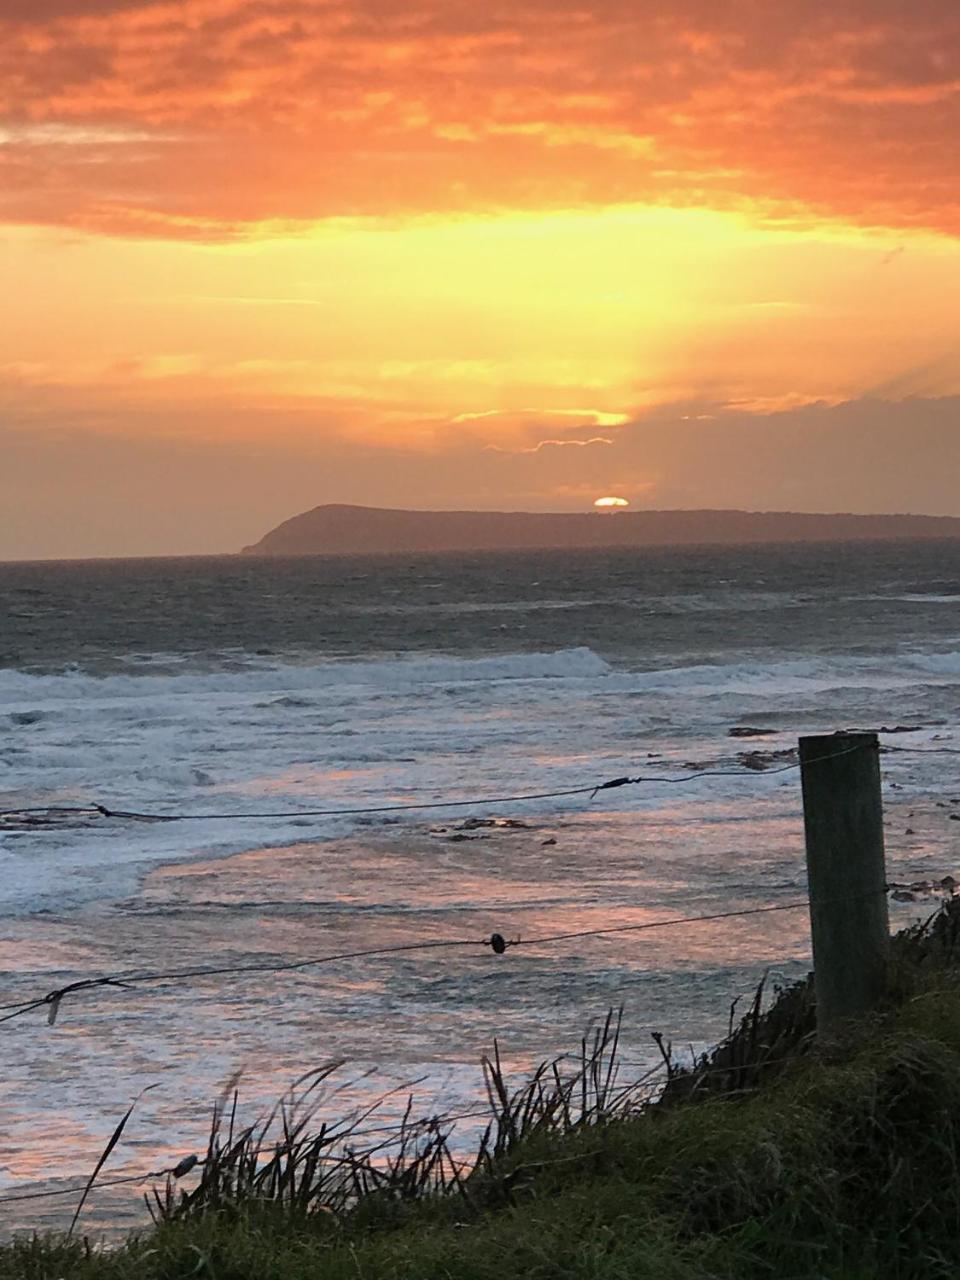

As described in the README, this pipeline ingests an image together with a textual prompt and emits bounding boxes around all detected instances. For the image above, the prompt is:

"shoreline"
[7,899,960,1276]
[2,791,954,1234]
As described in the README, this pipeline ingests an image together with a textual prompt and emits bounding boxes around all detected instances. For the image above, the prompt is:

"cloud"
[453,408,629,427]
[1,0,957,238]
[3,392,959,558]
[607,394,960,514]
[484,436,614,454]
[864,353,960,399]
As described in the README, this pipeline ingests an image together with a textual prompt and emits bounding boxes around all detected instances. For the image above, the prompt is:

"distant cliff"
[241,504,960,556]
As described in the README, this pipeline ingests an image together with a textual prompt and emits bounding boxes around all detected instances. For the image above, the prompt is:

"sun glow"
[594,496,630,509]
[3,0,960,557]
[6,205,956,461]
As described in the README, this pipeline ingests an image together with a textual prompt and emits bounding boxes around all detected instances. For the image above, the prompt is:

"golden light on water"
[594,497,629,510]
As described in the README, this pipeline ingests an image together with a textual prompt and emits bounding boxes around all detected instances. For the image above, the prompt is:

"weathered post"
[800,731,889,1035]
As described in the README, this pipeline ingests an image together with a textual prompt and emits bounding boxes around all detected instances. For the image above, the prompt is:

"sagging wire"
[0,888,891,1029]
[0,741,874,826]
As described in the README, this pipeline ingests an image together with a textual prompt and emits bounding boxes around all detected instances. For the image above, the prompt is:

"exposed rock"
[458,817,531,831]
[737,748,798,771]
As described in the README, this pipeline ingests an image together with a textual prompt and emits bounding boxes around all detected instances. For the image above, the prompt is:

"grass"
[7,903,960,1280]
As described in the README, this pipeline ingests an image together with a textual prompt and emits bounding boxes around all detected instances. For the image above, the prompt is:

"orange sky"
[2,0,959,557]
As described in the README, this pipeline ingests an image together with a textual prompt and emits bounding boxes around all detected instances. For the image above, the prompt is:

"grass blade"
[68,1085,156,1239]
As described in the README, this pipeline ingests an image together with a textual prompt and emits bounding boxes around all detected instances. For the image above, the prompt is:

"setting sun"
[3,2,960,1253]
[1,0,958,561]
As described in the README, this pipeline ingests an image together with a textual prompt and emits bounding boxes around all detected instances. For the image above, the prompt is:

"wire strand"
[0,1171,158,1206]
[510,899,813,949]
[0,742,871,826]
[0,886,890,1027]
[0,744,880,1025]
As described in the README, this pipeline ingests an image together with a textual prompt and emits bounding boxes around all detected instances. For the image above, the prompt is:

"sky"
[1,0,959,558]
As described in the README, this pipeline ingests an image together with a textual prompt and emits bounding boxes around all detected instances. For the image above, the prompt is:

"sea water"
[1,542,958,1232]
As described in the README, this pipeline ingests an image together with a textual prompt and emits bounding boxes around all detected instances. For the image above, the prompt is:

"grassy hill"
[241,503,960,556]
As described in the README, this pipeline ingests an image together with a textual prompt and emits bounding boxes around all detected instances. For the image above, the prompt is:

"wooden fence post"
[799,731,889,1035]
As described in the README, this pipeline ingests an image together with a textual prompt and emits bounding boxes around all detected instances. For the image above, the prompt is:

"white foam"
[1,637,958,1232]
[629,650,960,697]
[892,595,960,605]
[1,644,957,916]
[0,649,616,914]
[0,645,611,704]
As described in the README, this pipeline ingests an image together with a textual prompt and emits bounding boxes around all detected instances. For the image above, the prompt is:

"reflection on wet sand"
[3,778,951,1237]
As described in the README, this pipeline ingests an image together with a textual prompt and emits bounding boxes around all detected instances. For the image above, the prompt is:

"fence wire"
[0,734,949,1217]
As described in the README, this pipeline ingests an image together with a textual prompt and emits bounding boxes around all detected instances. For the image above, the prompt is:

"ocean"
[1,540,959,1233]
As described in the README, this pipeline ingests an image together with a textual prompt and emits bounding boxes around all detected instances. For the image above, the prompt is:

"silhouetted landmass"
[241,504,960,556]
